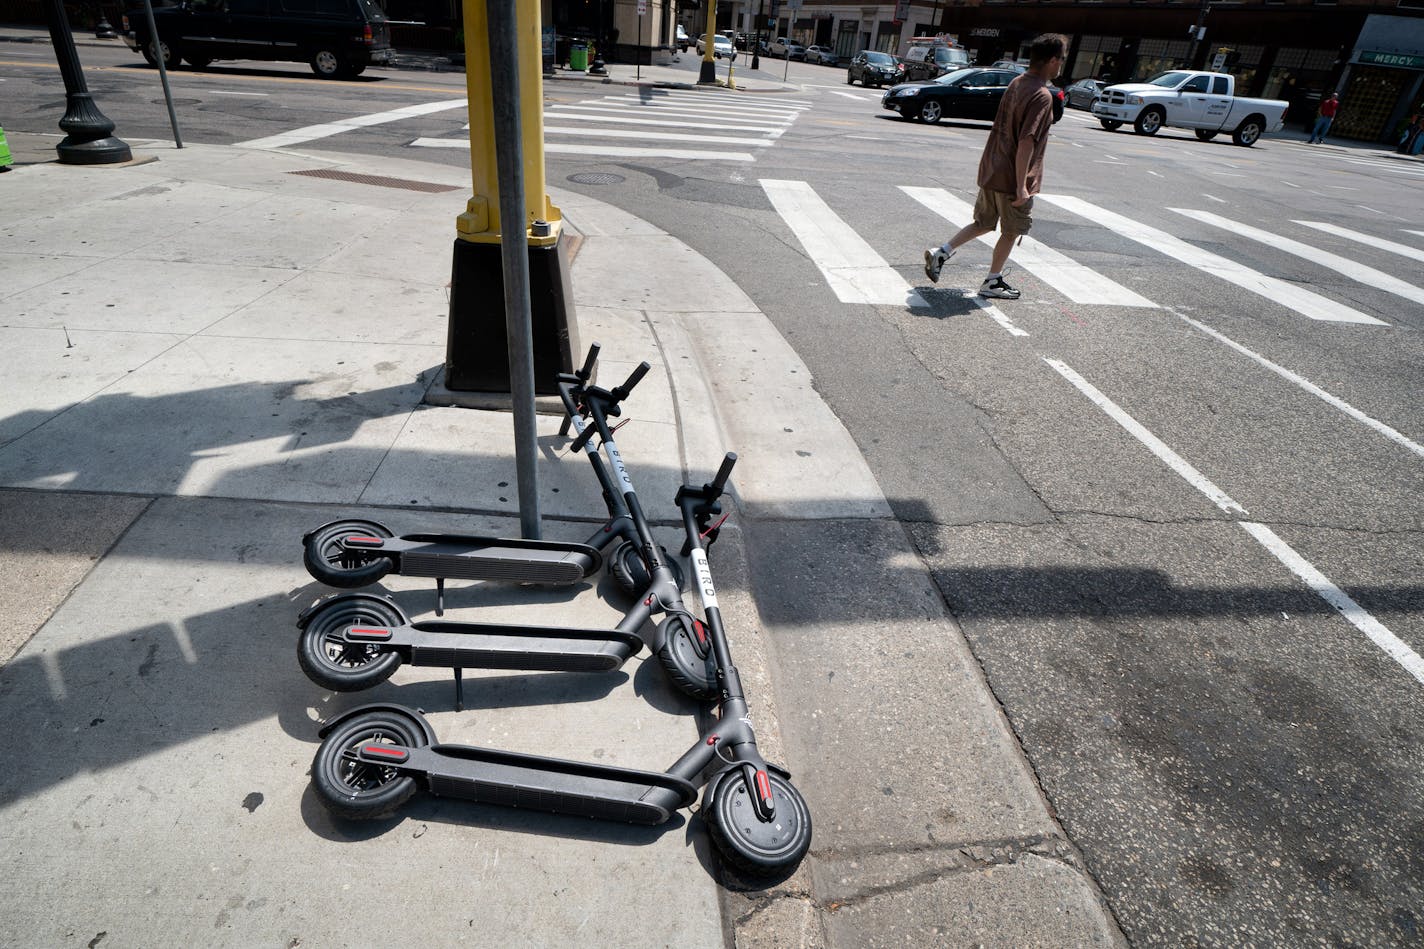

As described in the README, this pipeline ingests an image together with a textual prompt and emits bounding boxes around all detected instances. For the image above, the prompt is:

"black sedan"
[882,68,1038,124]
[847,50,904,88]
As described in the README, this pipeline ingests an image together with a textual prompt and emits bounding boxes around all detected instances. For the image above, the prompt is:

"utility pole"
[1186,0,1209,69]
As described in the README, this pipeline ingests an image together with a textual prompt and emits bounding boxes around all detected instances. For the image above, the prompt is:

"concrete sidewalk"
[0,127,1123,945]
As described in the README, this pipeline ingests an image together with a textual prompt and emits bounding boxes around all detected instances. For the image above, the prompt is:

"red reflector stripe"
[362,745,408,760]
[348,627,393,640]
[345,536,384,546]
[693,620,707,644]
[755,770,772,803]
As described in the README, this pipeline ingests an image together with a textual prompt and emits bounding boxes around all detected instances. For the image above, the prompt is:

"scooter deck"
[347,621,643,672]
[342,533,600,584]
[375,743,697,825]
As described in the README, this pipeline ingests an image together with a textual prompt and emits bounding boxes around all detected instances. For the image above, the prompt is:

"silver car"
[1066,77,1106,110]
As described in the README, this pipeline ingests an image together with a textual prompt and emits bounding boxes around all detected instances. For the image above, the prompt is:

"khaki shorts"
[972,188,1033,237]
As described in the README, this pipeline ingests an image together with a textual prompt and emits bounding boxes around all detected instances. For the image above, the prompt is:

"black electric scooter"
[301,344,674,604]
[296,369,720,708]
[309,455,812,876]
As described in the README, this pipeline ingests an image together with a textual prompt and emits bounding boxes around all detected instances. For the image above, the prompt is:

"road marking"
[1043,359,1246,514]
[1406,230,1424,239]
[1147,169,1163,177]
[1203,194,1226,204]
[1040,194,1387,326]
[1283,181,1300,189]
[974,296,1028,336]
[900,186,1157,308]
[602,94,809,113]
[543,111,786,136]
[236,99,466,148]
[210,90,269,97]
[544,126,773,146]
[548,104,789,128]
[548,143,755,160]
[1171,207,1424,308]
[760,179,928,308]
[1357,205,1384,215]
[593,96,803,119]
[829,90,875,100]
[1239,522,1424,687]
[1046,357,1424,687]
[1293,221,1424,264]
[1171,309,1424,459]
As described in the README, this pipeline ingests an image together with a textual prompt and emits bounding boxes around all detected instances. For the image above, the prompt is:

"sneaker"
[923,246,953,284]
[978,276,1021,300]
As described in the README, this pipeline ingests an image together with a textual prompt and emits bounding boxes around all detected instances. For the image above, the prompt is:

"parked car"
[697,33,737,60]
[804,45,835,65]
[882,67,1064,124]
[769,37,805,60]
[1065,77,1105,110]
[675,24,689,52]
[120,0,391,78]
[847,49,903,88]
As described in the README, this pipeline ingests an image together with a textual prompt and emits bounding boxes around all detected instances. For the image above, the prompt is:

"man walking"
[1308,92,1339,144]
[923,33,1066,300]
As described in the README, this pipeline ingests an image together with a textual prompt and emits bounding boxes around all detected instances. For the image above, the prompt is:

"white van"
[899,38,969,81]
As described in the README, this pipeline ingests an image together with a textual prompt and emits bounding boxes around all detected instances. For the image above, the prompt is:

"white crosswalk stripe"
[1171,208,1424,308]
[1293,222,1424,264]
[408,88,807,162]
[760,179,928,308]
[1040,194,1388,325]
[900,186,1158,309]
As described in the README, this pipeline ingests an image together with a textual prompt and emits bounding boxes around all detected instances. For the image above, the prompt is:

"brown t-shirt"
[977,73,1054,197]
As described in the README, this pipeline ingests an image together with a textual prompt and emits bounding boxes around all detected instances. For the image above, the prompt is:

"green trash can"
[0,126,11,172]
[569,42,588,71]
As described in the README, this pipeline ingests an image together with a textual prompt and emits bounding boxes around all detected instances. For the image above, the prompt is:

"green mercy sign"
[1360,50,1424,69]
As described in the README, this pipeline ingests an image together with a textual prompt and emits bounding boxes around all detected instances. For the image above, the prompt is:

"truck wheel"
[1134,107,1164,136]
[1232,116,1264,147]
[1195,129,1218,142]
[1099,118,1122,132]
[144,39,179,70]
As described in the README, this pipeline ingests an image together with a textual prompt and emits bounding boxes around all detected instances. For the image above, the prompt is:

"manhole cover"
[567,172,625,185]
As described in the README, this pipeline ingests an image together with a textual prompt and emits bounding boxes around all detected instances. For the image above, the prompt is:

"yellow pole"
[698,0,717,83]
[458,0,560,249]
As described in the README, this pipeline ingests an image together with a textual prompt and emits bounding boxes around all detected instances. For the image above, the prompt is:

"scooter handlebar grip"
[610,361,651,402]
[577,342,601,381]
[709,452,737,497]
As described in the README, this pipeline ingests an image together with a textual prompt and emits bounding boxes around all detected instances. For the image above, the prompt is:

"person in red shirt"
[1308,92,1340,144]
[923,33,1067,299]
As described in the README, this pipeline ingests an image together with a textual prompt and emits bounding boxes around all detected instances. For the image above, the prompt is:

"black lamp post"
[46,0,131,164]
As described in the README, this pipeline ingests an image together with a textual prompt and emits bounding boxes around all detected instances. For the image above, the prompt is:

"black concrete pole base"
[444,233,581,396]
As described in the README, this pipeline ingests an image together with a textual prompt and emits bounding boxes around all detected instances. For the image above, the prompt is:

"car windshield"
[1146,72,1193,88]
[933,68,977,86]
[866,52,893,64]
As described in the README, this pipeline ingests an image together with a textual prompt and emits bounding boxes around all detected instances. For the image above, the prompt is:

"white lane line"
[1147,169,1163,177]
[1345,159,1424,178]
[546,143,755,160]
[1171,309,1424,460]
[1203,194,1227,204]
[973,296,1028,337]
[901,186,1157,308]
[210,90,269,97]
[829,90,875,100]
[1293,221,1424,264]
[1172,207,1424,308]
[1047,357,1424,687]
[545,126,773,147]
[549,104,789,128]
[1040,194,1387,326]
[544,111,785,136]
[1240,522,1424,686]
[669,92,813,107]
[760,179,928,308]
[1406,230,1424,239]
[1357,205,1384,215]
[236,99,466,148]
[1043,359,1246,515]
[1283,181,1301,189]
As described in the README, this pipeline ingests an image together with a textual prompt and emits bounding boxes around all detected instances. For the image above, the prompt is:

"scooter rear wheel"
[704,769,813,876]
[298,596,405,691]
[609,540,685,596]
[656,614,719,700]
[311,709,425,820]
[303,519,395,588]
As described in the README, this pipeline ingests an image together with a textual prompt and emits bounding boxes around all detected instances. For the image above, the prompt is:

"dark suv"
[847,50,903,88]
[121,0,392,79]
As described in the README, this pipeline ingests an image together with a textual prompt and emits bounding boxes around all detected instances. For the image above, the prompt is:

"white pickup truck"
[1091,70,1288,147]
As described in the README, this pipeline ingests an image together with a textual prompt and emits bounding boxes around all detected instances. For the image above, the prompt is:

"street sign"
[1211,51,1227,71]
[636,0,646,13]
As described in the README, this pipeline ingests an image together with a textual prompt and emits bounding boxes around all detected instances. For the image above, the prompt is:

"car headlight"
[1127,95,1143,105]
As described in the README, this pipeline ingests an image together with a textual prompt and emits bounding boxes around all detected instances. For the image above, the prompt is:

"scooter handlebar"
[708,452,737,499]
[576,342,601,382]
[611,361,650,403]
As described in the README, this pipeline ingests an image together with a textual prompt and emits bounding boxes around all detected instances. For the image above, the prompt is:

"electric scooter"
[309,455,812,876]
[301,344,675,605]
[296,368,720,708]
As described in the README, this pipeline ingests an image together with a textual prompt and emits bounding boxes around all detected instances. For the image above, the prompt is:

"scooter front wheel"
[303,519,394,588]
[704,768,813,876]
[298,596,405,691]
[656,614,719,700]
[311,709,426,820]
[609,539,685,595]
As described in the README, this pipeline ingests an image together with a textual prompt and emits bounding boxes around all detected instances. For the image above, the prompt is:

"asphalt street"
[5,40,1424,944]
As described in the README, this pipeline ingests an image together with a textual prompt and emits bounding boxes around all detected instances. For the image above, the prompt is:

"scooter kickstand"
[453,666,465,712]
